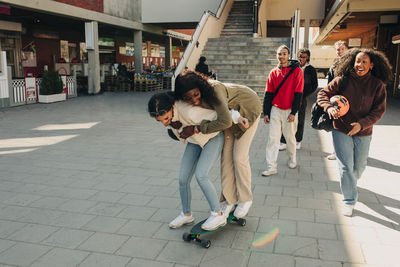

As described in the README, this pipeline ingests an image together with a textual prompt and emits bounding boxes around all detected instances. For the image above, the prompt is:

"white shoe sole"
[169,218,195,229]
[262,170,277,176]
[201,220,227,231]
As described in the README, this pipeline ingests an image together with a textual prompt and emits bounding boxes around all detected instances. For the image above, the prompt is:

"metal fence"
[10,76,77,106]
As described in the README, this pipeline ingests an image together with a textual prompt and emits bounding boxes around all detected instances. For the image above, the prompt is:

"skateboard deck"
[183,211,246,248]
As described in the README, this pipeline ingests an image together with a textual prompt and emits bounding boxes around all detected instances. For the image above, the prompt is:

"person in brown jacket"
[317,48,392,216]
[174,70,262,219]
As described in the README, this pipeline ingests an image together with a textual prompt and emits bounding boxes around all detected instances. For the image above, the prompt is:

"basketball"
[330,95,350,117]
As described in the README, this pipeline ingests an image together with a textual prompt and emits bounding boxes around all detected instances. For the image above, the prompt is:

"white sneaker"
[279,143,287,151]
[288,157,297,169]
[234,201,252,218]
[169,212,194,228]
[201,211,227,230]
[327,153,336,160]
[262,168,277,176]
[221,201,234,218]
[342,204,355,217]
[296,142,301,150]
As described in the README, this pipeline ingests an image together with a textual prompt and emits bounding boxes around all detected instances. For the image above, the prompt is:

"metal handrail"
[171,0,228,90]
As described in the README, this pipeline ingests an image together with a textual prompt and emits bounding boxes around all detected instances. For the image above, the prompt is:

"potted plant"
[38,70,66,103]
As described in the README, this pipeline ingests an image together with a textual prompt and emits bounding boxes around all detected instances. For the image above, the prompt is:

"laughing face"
[354,52,373,77]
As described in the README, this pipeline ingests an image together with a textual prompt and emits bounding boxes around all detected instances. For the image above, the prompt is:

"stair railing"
[171,0,232,91]
[253,0,263,37]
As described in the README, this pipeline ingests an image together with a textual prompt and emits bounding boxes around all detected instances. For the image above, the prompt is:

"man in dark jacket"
[279,48,318,150]
[195,56,216,79]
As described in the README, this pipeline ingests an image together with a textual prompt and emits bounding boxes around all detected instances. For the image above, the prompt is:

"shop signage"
[24,68,37,104]
[99,37,115,47]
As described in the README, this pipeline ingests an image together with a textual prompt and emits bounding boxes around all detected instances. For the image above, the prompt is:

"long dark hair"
[335,48,393,84]
[147,91,175,118]
[174,70,220,107]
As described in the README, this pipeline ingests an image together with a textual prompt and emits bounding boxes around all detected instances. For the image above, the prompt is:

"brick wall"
[54,0,104,13]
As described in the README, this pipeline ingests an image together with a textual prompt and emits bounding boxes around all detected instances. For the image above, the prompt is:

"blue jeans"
[179,132,223,214]
[332,130,372,205]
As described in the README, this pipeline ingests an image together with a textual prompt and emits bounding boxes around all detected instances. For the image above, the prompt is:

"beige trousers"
[265,106,298,169]
[220,116,260,204]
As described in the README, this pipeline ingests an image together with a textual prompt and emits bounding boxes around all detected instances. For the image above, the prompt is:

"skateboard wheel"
[183,232,192,242]
[238,218,246,226]
[201,239,211,248]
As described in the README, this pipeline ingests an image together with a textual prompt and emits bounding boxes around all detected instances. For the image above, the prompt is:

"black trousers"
[281,98,307,144]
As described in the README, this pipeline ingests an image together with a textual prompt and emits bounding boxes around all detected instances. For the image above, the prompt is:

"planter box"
[38,93,66,103]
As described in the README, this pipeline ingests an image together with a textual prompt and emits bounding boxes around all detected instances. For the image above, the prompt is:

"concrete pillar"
[303,19,310,49]
[134,30,143,73]
[165,36,172,69]
[86,21,100,94]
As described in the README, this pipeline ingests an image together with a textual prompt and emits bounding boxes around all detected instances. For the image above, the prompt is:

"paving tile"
[200,247,250,267]
[117,219,162,237]
[248,251,294,267]
[117,205,158,220]
[79,252,131,267]
[82,216,128,233]
[279,207,314,222]
[118,194,155,206]
[362,244,400,266]
[265,195,297,208]
[274,235,318,258]
[257,218,296,235]
[58,199,98,213]
[156,241,205,266]
[86,202,127,217]
[295,257,342,267]
[117,236,167,259]
[0,220,26,238]
[318,239,365,263]
[29,196,68,209]
[298,198,332,210]
[0,239,16,254]
[42,228,93,249]
[0,243,50,266]
[336,225,380,243]
[88,191,126,203]
[7,224,59,243]
[253,185,283,196]
[30,247,89,267]
[146,196,180,209]
[52,213,95,228]
[127,258,173,267]
[297,221,337,239]
[78,232,129,253]
[247,206,279,218]
[3,193,42,206]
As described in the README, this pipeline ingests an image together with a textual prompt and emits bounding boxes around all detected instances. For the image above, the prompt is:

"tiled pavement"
[0,91,399,267]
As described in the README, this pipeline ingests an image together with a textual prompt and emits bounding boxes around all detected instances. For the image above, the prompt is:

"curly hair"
[335,48,393,84]
[174,70,220,107]
[147,91,175,118]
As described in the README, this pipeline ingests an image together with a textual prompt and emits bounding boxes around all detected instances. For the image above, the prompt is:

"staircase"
[202,0,290,98]
[220,0,253,38]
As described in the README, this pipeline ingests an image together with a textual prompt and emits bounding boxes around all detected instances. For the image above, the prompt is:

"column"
[134,30,143,73]
[86,21,100,94]
[165,36,172,69]
[303,19,310,49]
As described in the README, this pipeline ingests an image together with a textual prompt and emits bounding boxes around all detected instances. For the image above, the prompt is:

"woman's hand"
[327,107,339,120]
[287,114,295,122]
[179,126,195,139]
[170,120,182,129]
[264,115,270,124]
[238,117,249,129]
[348,122,361,136]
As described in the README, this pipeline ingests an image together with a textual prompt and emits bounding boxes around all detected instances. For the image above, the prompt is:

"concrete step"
[220,33,254,38]
[202,50,279,56]
[203,55,276,63]
[208,63,276,69]
[207,37,290,43]
[204,46,279,52]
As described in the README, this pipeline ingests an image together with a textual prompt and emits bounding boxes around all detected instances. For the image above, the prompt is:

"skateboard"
[182,210,246,248]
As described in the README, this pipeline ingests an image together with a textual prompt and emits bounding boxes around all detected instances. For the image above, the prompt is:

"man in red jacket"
[262,45,304,176]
